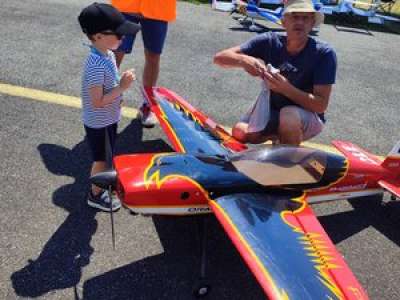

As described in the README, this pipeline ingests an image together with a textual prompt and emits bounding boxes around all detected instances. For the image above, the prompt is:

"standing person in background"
[111,0,177,127]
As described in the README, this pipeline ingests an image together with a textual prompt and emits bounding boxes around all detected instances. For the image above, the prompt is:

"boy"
[78,3,140,211]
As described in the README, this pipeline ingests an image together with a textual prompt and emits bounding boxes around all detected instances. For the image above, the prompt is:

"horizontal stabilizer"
[381,141,400,171]
[378,179,400,198]
[332,140,381,165]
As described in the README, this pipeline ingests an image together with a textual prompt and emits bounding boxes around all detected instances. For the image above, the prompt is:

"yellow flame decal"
[280,193,344,299]
[305,158,349,193]
[157,100,186,153]
[348,286,364,299]
[144,153,171,189]
[143,154,211,203]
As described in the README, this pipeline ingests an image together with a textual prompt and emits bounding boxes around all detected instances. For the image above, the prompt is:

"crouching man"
[214,0,337,145]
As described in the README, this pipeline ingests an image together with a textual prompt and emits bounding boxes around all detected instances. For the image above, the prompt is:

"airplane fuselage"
[114,146,397,215]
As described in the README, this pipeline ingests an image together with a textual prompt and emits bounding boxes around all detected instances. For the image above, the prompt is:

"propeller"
[89,129,117,249]
[105,128,116,250]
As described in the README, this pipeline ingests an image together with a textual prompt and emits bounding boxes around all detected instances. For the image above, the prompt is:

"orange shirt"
[111,0,176,22]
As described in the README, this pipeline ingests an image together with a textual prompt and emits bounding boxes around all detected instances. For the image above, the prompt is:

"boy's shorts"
[84,123,118,162]
[263,106,324,141]
[117,14,168,55]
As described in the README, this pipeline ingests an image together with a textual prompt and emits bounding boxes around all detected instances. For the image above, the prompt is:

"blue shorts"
[84,123,118,162]
[117,14,168,55]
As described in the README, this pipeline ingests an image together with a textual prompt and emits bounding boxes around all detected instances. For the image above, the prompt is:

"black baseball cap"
[78,2,141,36]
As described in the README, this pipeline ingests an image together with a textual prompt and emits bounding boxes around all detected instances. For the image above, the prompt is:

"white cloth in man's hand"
[240,64,280,133]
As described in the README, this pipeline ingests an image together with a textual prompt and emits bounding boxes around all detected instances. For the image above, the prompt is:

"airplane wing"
[257,8,283,25]
[143,87,247,155]
[209,192,368,300]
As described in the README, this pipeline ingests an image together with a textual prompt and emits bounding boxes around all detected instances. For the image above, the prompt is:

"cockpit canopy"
[229,146,327,186]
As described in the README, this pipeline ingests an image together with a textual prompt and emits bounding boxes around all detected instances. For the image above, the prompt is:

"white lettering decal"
[329,183,367,192]
[188,207,211,213]
[342,145,379,165]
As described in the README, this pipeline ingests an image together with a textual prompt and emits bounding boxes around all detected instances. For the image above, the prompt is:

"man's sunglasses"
[101,31,124,40]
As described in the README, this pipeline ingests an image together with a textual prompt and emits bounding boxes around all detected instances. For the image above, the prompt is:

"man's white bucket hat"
[283,0,324,27]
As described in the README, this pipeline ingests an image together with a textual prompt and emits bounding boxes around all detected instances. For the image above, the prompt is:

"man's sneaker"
[87,190,121,212]
[138,104,157,128]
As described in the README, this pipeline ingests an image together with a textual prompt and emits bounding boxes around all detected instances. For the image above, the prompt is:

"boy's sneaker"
[138,104,157,128]
[87,190,121,212]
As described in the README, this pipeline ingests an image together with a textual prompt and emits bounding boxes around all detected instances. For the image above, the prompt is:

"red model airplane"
[92,87,400,299]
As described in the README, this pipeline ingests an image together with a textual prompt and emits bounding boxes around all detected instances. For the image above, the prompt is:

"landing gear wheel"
[193,281,211,298]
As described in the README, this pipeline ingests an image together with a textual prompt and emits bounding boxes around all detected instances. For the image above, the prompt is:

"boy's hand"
[120,69,136,91]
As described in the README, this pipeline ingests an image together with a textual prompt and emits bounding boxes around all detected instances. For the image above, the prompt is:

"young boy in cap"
[78,2,141,211]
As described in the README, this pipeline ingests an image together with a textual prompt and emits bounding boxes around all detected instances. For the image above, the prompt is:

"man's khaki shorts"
[263,105,324,141]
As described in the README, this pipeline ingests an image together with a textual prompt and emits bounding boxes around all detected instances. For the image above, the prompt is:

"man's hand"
[120,69,136,91]
[263,71,332,114]
[263,71,292,96]
[241,56,267,77]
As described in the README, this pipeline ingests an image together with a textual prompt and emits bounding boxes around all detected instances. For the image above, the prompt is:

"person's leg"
[232,122,250,143]
[140,18,168,87]
[143,49,160,87]
[278,106,303,145]
[138,18,168,127]
[233,107,280,143]
[85,124,121,211]
[85,125,108,196]
[232,122,274,144]
[278,106,323,145]
[90,123,118,195]
[298,108,324,141]
[90,161,107,195]
[113,14,139,68]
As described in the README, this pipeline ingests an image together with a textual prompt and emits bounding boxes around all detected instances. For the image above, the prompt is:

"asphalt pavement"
[0,1,400,299]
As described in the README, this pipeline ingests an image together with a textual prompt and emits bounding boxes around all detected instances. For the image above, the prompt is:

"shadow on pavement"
[82,215,265,300]
[11,139,96,298]
[10,118,172,298]
[324,15,400,35]
[318,195,400,246]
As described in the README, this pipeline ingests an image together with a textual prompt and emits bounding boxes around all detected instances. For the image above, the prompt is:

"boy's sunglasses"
[101,31,123,40]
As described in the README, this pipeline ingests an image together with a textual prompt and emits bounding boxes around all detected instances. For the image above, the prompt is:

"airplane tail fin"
[331,140,382,165]
[381,141,400,172]
[332,140,400,198]
[332,140,400,174]
[379,141,400,198]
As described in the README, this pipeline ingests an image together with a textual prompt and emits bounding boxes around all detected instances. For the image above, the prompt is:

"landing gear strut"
[193,215,211,298]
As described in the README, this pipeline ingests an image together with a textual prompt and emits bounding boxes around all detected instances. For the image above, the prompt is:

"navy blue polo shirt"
[240,32,337,121]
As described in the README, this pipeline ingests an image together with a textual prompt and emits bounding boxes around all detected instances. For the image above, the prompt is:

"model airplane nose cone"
[90,170,117,189]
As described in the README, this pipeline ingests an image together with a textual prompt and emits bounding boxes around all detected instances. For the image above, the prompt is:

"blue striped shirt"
[81,46,122,128]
